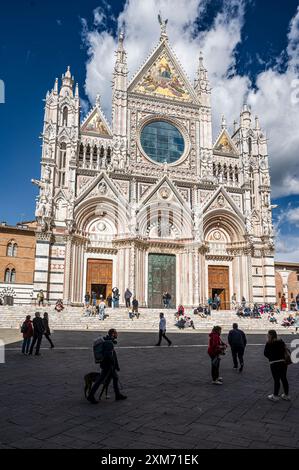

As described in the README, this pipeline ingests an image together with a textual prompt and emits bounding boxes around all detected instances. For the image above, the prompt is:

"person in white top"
[98,301,106,321]
[156,312,172,346]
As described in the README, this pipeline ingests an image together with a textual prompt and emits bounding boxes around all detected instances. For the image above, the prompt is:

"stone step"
[0,304,292,333]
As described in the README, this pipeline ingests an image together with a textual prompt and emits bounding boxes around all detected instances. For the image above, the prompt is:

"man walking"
[156,312,172,347]
[29,312,45,356]
[228,323,247,372]
[124,288,132,308]
[87,329,127,404]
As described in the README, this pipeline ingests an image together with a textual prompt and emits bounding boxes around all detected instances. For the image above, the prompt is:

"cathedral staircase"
[0,306,292,334]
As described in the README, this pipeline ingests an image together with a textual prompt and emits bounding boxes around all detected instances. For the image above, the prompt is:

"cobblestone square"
[0,330,299,449]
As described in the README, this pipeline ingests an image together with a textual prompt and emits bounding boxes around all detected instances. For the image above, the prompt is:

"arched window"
[4,268,16,284]
[11,269,16,283]
[217,163,221,176]
[107,147,112,164]
[79,144,84,162]
[86,144,91,163]
[213,163,217,177]
[229,165,234,181]
[235,166,239,183]
[248,137,252,155]
[93,146,98,164]
[62,106,68,126]
[223,164,228,181]
[57,142,67,187]
[7,242,17,257]
[4,268,10,283]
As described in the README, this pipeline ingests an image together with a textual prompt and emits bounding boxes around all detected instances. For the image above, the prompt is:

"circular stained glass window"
[140,121,185,164]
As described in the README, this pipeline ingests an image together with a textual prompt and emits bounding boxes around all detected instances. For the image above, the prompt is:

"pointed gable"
[129,41,198,104]
[81,108,112,138]
[202,186,245,221]
[213,129,238,157]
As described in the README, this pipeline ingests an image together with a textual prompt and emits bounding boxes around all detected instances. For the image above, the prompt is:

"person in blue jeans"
[21,316,33,355]
[92,291,97,307]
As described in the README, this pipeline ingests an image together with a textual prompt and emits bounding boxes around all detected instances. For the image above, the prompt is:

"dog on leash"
[84,372,111,400]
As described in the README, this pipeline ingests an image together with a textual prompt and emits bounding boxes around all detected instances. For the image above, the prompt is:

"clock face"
[140,120,185,164]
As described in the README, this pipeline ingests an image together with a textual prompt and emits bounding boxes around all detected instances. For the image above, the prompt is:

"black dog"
[84,372,111,400]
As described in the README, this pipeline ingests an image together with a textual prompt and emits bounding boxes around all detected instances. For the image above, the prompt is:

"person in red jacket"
[208,326,227,385]
[21,315,33,355]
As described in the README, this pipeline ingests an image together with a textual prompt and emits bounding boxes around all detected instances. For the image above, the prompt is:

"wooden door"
[148,254,176,308]
[208,266,230,310]
[86,259,113,302]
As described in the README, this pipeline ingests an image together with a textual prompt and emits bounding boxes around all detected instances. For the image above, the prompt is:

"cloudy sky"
[0,0,298,261]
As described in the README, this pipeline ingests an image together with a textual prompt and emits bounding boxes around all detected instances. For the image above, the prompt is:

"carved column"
[63,235,73,305]
[33,231,52,302]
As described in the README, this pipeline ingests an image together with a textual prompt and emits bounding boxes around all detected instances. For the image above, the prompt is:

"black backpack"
[21,322,28,334]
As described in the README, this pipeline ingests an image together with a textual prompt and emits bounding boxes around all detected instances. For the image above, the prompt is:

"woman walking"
[43,312,54,349]
[208,326,227,385]
[21,315,33,355]
[264,330,290,402]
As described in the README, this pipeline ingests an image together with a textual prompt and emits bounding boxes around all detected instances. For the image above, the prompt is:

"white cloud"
[81,1,299,198]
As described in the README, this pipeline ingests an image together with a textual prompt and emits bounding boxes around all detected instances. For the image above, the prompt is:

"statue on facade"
[32,166,53,231]
[158,13,168,39]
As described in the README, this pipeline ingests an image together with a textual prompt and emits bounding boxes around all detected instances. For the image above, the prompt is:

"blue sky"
[0,0,299,260]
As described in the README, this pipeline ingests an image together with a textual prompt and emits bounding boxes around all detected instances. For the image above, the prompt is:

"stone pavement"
[0,329,299,449]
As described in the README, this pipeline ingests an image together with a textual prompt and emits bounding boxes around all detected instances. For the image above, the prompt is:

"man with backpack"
[228,323,247,372]
[87,328,127,404]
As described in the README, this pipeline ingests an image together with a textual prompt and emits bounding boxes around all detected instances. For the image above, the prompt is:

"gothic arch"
[75,197,129,235]
[137,200,193,239]
[203,209,245,244]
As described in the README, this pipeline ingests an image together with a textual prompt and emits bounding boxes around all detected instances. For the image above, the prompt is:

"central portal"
[148,254,176,308]
[86,259,113,302]
[208,265,230,310]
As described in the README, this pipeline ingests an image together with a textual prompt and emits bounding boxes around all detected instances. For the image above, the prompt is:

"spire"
[240,104,252,129]
[54,78,58,94]
[194,51,210,95]
[116,31,127,65]
[158,12,168,41]
[61,66,74,89]
[75,83,79,98]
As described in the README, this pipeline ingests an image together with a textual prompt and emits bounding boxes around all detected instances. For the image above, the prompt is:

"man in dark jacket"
[87,329,127,404]
[124,288,132,308]
[228,323,247,372]
[29,312,45,356]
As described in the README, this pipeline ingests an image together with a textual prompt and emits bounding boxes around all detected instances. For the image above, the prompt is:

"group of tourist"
[207,323,291,402]
[36,290,64,312]
[83,288,140,321]
[85,312,292,405]
[21,312,54,356]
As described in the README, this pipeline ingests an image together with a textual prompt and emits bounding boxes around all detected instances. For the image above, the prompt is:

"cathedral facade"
[32,23,276,309]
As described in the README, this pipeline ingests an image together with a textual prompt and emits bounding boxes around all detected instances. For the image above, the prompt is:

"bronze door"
[148,254,176,308]
[208,266,230,310]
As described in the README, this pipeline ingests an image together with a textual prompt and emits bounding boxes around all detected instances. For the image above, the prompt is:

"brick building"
[275,262,299,308]
[0,221,36,305]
